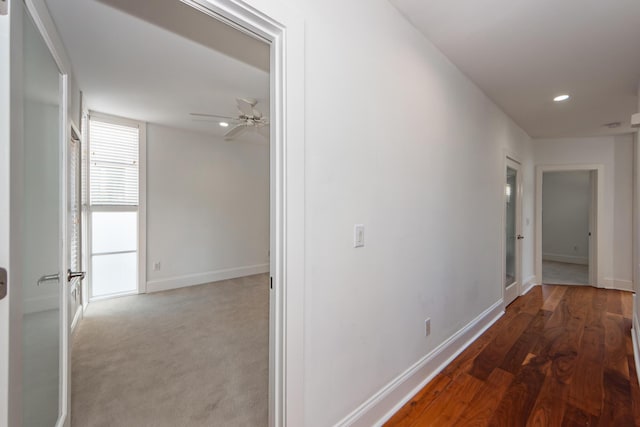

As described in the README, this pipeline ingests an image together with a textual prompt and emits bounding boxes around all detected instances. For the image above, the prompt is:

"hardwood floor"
[385,285,640,427]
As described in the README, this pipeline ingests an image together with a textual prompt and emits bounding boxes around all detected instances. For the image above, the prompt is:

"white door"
[504,158,523,306]
[1,2,71,425]
[588,170,597,285]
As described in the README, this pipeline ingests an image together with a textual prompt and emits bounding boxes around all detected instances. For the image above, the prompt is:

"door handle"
[516,235,525,240]
[37,273,59,286]
[67,269,86,282]
[0,267,6,300]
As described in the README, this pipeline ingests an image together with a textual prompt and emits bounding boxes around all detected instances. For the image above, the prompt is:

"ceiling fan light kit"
[190,97,270,140]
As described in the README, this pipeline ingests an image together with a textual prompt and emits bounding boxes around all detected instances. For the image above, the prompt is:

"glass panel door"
[22,9,63,426]
[505,166,517,289]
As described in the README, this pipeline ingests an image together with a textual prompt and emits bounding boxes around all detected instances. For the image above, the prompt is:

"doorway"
[503,157,523,306]
[59,1,271,424]
[2,0,305,426]
[541,170,593,285]
[536,165,602,288]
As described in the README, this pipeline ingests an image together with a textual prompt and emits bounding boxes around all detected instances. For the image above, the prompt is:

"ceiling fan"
[190,97,269,140]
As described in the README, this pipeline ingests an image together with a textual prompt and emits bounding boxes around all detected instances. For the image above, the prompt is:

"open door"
[22,6,65,423]
[504,158,523,306]
[2,1,73,425]
[588,170,597,285]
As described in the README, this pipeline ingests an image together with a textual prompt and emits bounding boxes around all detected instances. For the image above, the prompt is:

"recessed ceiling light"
[604,121,621,129]
[553,94,570,102]
[219,122,229,127]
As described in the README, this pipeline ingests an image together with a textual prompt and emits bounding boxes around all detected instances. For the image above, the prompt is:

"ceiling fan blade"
[190,112,237,120]
[191,118,242,124]
[236,98,257,116]
[224,124,248,140]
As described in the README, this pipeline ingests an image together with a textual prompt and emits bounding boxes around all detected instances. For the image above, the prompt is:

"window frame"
[85,112,146,300]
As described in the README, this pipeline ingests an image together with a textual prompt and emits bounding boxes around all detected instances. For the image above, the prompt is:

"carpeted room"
[41,0,273,424]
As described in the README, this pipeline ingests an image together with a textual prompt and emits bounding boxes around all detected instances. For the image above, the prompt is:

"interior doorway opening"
[541,170,594,285]
[60,1,273,424]
[536,165,602,288]
[4,0,305,425]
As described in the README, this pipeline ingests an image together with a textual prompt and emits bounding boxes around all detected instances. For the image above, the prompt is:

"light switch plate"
[354,224,365,248]
[0,0,6,16]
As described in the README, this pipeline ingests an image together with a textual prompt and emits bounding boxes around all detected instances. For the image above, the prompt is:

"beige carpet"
[71,274,269,427]
[542,260,589,285]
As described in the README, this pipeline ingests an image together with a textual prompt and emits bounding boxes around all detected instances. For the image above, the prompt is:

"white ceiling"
[46,0,270,142]
[390,0,640,138]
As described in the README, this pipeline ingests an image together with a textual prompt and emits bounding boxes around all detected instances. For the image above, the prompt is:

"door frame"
[176,2,306,425]
[502,155,523,306]
[69,122,84,332]
[535,164,603,287]
[3,0,306,425]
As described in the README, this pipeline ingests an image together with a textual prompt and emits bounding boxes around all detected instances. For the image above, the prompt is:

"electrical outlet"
[425,318,431,337]
[153,262,161,271]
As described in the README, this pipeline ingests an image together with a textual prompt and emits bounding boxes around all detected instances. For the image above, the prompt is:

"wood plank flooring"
[386,285,639,427]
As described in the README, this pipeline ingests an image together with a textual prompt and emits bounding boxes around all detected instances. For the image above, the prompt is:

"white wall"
[542,171,591,264]
[535,135,634,290]
[145,124,269,292]
[258,0,535,425]
[614,136,634,286]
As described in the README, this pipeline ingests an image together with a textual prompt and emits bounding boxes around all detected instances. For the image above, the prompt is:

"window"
[87,115,143,298]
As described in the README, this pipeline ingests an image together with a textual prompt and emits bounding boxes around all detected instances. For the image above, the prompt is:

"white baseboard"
[603,278,633,292]
[335,299,505,427]
[70,304,83,337]
[521,275,537,295]
[23,294,58,314]
[505,282,519,306]
[542,253,588,265]
[146,263,269,293]
[632,295,640,388]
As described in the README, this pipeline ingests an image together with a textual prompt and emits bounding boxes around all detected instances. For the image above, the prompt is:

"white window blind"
[89,119,139,206]
[70,137,81,271]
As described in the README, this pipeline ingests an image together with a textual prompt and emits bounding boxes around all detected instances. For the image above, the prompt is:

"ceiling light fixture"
[219,122,229,127]
[553,94,570,102]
